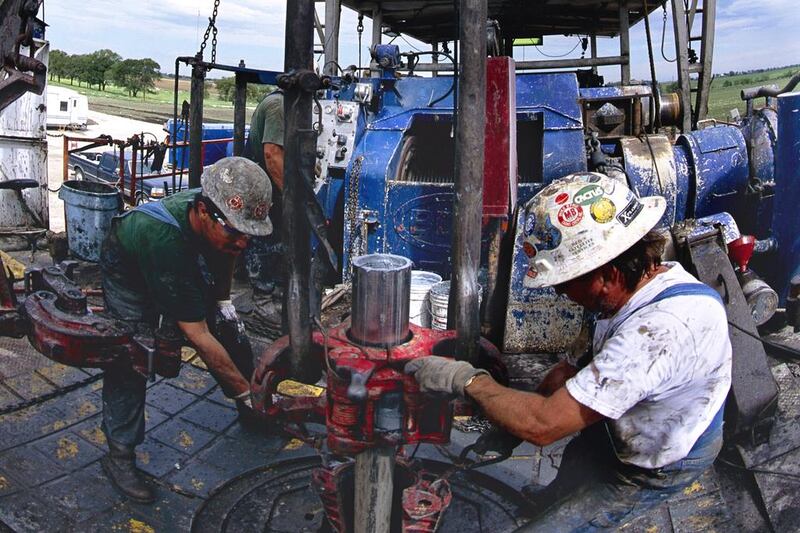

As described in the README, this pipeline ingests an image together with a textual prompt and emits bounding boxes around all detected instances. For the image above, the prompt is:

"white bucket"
[429,280,482,331]
[409,270,443,327]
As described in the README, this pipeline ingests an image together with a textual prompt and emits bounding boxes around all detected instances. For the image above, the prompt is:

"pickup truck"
[69,149,189,203]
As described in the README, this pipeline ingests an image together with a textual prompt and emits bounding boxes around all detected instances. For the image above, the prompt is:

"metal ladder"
[672,0,717,132]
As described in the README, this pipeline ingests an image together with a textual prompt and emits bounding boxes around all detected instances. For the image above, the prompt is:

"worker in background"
[99,157,272,503]
[406,173,732,531]
[240,89,286,338]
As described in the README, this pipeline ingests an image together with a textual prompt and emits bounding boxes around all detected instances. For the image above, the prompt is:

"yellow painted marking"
[77,401,97,417]
[50,420,66,431]
[56,437,79,460]
[1,250,25,279]
[0,475,9,490]
[127,519,155,533]
[453,416,471,422]
[683,480,704,495]
[645,526,659,533]
[80,426,107,446]
[191,478,205,490]
[181,346,197,361]
[178,430,195,449]
[277,380,324,398]
[283,438,305,450]
[137,451,151,465]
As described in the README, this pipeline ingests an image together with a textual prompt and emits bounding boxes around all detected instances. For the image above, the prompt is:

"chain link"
[0,372,103,417]
[199,0,222,63]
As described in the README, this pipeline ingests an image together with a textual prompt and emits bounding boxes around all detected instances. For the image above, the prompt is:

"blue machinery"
[307,46,799,354]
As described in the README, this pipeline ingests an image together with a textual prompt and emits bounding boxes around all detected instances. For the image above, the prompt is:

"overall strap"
[606,282,724,339]
[120,200,181,230]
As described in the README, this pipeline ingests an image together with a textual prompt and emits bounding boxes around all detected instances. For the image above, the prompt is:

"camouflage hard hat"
[201,157,273,236]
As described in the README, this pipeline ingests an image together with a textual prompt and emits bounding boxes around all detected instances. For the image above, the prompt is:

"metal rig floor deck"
[0,333,797,531]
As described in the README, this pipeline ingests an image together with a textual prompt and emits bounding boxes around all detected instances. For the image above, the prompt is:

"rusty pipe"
[448,0,487,364]
[283,0,316,381]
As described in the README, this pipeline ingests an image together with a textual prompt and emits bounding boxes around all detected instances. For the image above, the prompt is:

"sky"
[42,0,799,82]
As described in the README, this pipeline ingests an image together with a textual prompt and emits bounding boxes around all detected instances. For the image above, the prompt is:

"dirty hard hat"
[201,157,273,236]
[521,172,666,288]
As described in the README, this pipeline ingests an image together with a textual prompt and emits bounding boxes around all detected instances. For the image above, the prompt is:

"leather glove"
[217,299,246,335]
[472,425,523,457]
[404,356,489,398]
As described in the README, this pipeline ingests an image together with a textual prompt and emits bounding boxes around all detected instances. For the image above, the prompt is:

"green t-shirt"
[247,91,284,171]
[104,190,208,323]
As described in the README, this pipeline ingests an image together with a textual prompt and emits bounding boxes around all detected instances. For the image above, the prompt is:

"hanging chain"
[199,0,221,63]
[356,13,364,70]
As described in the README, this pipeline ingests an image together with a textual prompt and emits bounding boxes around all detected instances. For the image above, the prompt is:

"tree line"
[49,49,161,98]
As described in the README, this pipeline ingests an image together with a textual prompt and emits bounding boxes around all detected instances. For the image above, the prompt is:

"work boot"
[233,288,284,339]
[101,441,155,503]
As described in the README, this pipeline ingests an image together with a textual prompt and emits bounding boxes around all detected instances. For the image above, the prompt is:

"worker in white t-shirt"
[406,172,732,531]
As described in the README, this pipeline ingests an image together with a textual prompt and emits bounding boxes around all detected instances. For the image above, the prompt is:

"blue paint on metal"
[770,92,800,300]
[675,126,749,218]
[164,120,237,168]
[58,180,121,262]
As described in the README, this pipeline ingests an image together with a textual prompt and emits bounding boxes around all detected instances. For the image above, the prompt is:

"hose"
[741,71,800,100]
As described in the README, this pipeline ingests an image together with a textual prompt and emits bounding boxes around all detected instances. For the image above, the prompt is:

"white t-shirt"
[565,262,732,469]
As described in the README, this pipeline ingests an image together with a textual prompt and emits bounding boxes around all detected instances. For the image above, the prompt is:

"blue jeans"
[517,407,724,532]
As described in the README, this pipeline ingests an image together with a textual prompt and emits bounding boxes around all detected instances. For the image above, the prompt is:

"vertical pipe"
[62,135,68,183]
[619,0,631,84]
[189,54,205,188]
[448,0,487,364]
[323,0,341,76]
[283,0,315,379]
[432,41,439,77]
[590,33,598,76]
[233,64,247,157]
[354,446,395,533]
[370,8,383,76]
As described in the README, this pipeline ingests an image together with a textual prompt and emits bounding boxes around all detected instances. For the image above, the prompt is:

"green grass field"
[50,78,253,124]
[704,65,798,120]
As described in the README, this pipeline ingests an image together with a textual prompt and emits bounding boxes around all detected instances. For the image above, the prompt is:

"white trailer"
[46,85,88,130]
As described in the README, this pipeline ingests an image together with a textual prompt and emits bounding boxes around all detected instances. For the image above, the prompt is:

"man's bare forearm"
[465,374,602,446]
[179,321,249,396]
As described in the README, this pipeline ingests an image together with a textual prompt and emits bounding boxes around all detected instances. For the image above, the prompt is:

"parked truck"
[68,149,186,204]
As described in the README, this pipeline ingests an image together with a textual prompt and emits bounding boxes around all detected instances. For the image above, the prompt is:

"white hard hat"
[521,172,666,288]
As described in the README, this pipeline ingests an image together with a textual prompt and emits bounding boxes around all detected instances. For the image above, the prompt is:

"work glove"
[472,425,523,458]
[404,356,489,398]
[217,299,245,335]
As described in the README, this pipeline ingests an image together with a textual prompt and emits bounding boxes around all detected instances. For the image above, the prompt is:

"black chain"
[199,0,221,63]
[357,13,364,71]
[0,372,103,417]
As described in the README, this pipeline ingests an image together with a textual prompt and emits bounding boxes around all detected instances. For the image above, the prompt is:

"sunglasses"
[207,205,246,238]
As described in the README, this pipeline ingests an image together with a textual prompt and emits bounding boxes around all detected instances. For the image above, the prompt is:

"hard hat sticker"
[555,192,569,205]
[227,195,244,211]
[524,213,537,234]
[617,198,643,226]
[522,241,537,258]
[532,215,562,250]
[557,204,584,227]
[590,198,616,223]
[573,185,604,206]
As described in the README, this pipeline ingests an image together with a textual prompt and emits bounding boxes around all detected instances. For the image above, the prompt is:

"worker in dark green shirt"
[241,90,286,337]
[98,157,273,503]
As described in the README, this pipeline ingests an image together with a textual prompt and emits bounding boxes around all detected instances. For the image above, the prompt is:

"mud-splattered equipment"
[250,253,506,532]
[521,172,666,288]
